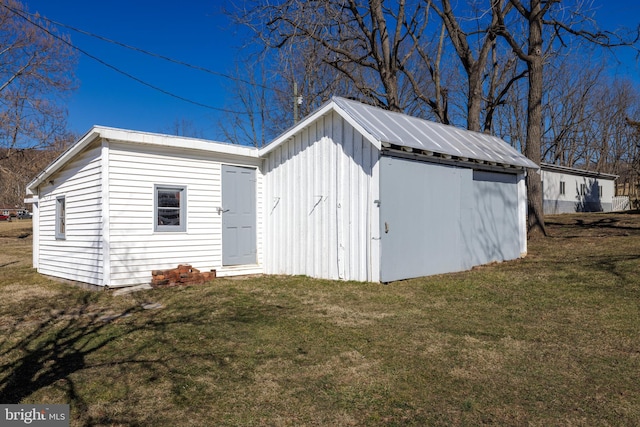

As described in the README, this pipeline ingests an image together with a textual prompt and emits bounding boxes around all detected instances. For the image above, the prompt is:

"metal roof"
[540,163,618,179]
[332,96,538,169]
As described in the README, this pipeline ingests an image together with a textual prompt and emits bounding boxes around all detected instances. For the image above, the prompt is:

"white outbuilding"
[25,128,264,288]
[26,97,537,288]
[541,163,618,214]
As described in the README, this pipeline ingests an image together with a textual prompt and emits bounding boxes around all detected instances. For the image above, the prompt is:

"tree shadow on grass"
[585,253,640,287]
[0,290,276,426]
[544,214,640,239]
[0,294,153,425]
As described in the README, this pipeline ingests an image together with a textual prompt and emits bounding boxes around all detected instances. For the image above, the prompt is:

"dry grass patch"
[1,214,640,425]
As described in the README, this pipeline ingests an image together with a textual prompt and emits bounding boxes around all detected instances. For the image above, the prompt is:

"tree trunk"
[524,0,547,237]
[467,67,483,132]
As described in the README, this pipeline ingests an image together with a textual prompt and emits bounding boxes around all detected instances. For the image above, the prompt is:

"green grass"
[1,214,639,426]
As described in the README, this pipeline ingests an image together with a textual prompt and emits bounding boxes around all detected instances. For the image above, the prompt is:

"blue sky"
[24,0,246,141]
[21,1,640,142]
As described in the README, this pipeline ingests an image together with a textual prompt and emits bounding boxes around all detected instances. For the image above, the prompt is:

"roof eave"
[26,127,102,194]
[99,126,259,158]
[381,145,536,171]
[26,126,260,194]
[541,162,617,179]
[258,98,382,157]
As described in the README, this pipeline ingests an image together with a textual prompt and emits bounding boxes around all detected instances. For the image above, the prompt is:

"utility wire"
[21,9,281,95]
[0,2,266,115]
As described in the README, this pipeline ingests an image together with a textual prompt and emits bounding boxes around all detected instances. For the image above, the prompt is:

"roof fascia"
[541,162,618,180]
[26,127,102,194]
[98,126,258,158]
[258,99,381,157]
[26,126,260,194]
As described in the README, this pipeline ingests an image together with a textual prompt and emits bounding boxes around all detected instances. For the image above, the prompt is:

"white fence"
[612,196,631,212]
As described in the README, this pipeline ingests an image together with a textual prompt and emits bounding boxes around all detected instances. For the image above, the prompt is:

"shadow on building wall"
[575,178,603,213]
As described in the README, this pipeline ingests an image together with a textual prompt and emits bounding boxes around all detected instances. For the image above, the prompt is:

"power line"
[0,2,267,115]
[21,9,280,95]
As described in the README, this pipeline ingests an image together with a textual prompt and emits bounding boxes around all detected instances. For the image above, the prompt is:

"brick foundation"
[151,265,216,288]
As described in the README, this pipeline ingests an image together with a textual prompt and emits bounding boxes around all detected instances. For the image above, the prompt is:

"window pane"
[158,208,180,226]
[56,197,66,239]
[158,190,180,208]
[60,199,65,233]
[155,186,185,231]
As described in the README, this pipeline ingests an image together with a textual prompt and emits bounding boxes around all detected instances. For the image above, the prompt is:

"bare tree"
[493,0,553,236]
[429,0,528,132]
[219,38,347,146]
[0,134,72,208]
[541,58,603,166]
[0,0,77,207]
[219,57,271,147]
[231,0,640,226]
[0,0,76,160]
[624,117,640,201]
[494,0,639,236]
[232,0,454,119]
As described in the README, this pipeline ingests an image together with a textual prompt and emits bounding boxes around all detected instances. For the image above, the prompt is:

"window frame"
[154,185,187,232]
[55,196,66,240]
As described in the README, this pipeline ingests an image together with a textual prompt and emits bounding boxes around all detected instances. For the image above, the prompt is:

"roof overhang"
[260,97,538,171]
[26,126,259,194]
[258,99,382,157]
[381,146,529,173]
[541,162,618,180]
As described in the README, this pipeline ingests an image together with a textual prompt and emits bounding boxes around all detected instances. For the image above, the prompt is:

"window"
[559,181,565,195]
[599,185,603,197]
[580,183,587,196]
[155,185,186,232]
[56,196,66,239]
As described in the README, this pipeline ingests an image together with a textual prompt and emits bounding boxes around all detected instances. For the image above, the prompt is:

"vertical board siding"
[107,142,263,287]
[263,111,376,282]
[37,143,104,285]
[517,173,528,255]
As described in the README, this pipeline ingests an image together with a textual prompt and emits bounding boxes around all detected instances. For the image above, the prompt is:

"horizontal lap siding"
[107,142,262,287]
[37,143,104,285]
[542,169,616,214]
[263,112,376,282]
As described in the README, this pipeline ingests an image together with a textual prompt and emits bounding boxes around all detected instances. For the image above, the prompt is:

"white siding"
[37,142,104,285]
[106,142,263,287]
[517,172,528,256]
[542,169,616,214]
[263,111,378,282]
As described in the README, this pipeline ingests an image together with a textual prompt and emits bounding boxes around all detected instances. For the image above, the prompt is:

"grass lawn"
[1,214,639,426]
